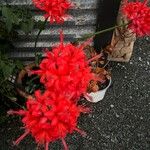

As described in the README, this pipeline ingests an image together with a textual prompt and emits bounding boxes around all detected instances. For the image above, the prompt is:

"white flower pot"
[87,78,112,103]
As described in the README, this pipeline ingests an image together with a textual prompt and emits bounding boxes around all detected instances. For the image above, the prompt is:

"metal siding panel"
[1,0,98,60]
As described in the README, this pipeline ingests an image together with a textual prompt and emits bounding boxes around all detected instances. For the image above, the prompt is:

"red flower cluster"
[8,90,89,150]
[32,34,94,100]
[8,32,95,150]
[32,0,72,23]
[122,0,150,36]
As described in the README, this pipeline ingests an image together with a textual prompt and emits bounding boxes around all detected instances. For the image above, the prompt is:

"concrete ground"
[0,37,150,150]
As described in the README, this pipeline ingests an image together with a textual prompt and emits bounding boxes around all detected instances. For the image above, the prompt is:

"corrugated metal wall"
[1,0,99,60]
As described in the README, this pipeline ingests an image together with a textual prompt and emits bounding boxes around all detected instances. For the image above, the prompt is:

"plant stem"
[34,18,48,64]
[77,23,129,42]
[34,17,48,49]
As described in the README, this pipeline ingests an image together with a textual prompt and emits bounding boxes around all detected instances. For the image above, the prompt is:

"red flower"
[8,90,89,150]
[32,32,94,100]
[122,0,150,36]
[32,0,72,23]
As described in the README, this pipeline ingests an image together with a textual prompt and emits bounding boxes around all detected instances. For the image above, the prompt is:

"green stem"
[77,23,129,41]
[34,18,48,65]
[34,17,48,49]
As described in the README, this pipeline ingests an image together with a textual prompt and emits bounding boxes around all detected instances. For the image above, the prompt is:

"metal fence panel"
[1,0,98,60]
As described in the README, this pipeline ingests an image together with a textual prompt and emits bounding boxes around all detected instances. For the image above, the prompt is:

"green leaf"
[21,19,34,34]
[2,6,13,32]
[12,13,20,25]
[28,19,34,32]
[15,60,24,69]
[2,6,11,18]
[5,19,12,32]
[0,6,2,12]
[20,22,28,34]
[1,61,15,79]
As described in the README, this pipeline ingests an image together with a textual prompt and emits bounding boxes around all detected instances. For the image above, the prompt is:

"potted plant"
[86,67,111,103]
[82,47,112,103]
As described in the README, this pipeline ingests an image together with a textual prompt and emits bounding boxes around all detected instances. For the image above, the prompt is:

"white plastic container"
[87,78,112,103]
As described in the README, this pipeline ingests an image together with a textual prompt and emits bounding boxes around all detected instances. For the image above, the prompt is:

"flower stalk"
[34,17,48,49]
[34,17,48,65]
[77,23,129,41]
